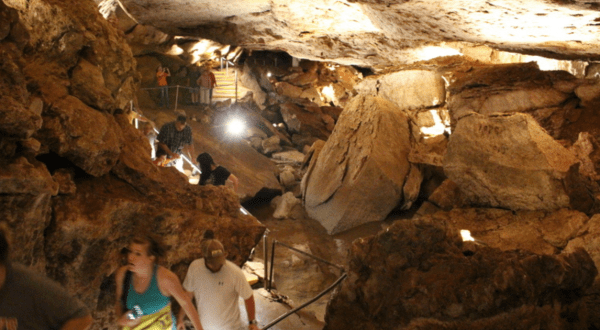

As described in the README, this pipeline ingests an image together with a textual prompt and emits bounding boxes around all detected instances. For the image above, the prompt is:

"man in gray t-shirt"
[0,224,92,330]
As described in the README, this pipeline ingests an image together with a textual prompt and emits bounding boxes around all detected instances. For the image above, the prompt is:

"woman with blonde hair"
[114,234,203,330]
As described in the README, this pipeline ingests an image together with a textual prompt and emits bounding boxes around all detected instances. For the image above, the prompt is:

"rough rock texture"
[324,219,598,330]
[355,70,446,111]
[303,95,421,234]
[424,208,590,256]
[448,63,571,121]
[446,62,580,135]
[0,2,265,330]
[38,96,124,177]
[117,0,600,69]
[420,208,600,329]
[47,174,264,328]
[444,112,577,211]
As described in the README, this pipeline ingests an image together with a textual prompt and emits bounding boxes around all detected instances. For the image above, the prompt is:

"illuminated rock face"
[444,112,577,211]
[303,95,421,234]
[116,0,600,68]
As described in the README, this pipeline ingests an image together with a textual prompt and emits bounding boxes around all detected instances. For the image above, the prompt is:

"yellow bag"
[124,304,174,330]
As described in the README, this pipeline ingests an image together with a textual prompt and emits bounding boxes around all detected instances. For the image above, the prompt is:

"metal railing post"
[174,85,179,110]
[268,240,276,291]
[263,230,269,290]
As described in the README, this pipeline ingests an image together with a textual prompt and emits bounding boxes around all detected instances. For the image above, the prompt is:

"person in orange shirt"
[198,67,217,105]
[156,65,171,108]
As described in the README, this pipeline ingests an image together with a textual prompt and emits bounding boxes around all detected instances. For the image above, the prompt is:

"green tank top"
[126,265,171,316]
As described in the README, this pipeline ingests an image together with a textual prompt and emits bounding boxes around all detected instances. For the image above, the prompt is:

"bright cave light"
[418,46,463,61]
[420,110,448,138]
[226,118,246,136]
[320,84,336,104]
[166,44,184,56]
[460,230,475,242]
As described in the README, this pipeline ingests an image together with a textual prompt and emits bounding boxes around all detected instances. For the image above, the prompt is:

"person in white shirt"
[178,231,259,330]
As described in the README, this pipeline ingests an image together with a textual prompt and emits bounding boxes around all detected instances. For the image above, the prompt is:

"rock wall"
[444,112,577,211]
[0,1,264,329]
[437,62,600,214]
[324,219,597,330]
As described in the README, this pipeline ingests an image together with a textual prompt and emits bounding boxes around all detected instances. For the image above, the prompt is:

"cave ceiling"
[117,0,600,69]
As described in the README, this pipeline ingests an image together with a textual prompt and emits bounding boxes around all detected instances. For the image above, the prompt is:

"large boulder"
[447,62,574,130]
[444,112,577,211]
[303,95,421,234]
[355,70,446,111]
[324,219,597,330]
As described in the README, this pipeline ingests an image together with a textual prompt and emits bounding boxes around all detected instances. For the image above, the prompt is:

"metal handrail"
[268,241,344,290]
[262,239,346,330]
[261,273,347,330]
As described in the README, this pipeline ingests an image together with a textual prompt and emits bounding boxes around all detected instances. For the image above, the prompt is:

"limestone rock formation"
[46,173,264,326]
[38,96,124,177]
[355,70,446,111]
[444,112,577,211]
[448,63,572,123]
[446,62,583,140]
[324,219,598,330]
[424,208,590,255]
[116,0,600,69]
[0,3,265,330]
[303,95,421,234]
[419,207,600,328]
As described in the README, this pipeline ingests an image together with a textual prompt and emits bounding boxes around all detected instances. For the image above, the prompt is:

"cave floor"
[244,202,401,330]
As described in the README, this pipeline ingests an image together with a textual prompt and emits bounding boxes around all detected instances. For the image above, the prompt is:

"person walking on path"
[156,115,194,173]
[178,230,259,330]
[114,234,204,330]
[156,65,171,108]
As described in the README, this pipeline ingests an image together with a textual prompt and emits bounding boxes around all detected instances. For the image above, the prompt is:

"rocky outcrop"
[443,112,577,211]
[422,208,591,255]
[324,219,598,330]
[117,0,600,69]
[38,96,124,177]
[46,174,264,327]
[355,70,446,111]
[0,3,265,330]
[303,95,421,234]
[448,63,572,125]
